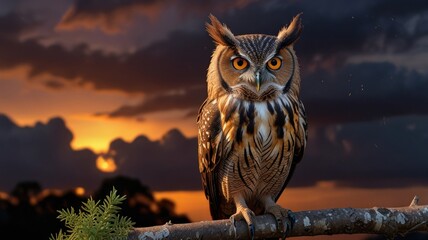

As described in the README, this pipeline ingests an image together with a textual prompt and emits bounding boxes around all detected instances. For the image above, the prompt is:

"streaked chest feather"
[218,94,297,162]
[216,94,300,200]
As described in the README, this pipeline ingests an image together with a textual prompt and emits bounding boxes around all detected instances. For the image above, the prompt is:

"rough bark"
[128,196,428,240]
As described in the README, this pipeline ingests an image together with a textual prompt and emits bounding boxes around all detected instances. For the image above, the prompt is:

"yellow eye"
[267,57,282,70]
[232,57,248,70]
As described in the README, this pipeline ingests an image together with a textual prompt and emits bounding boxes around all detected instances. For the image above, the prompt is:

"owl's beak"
[255,72,261,91]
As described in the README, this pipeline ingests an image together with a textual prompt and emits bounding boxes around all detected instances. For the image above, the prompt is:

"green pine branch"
[50,187,135,240]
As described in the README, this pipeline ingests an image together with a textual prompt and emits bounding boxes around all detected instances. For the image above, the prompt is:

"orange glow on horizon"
[96,155,117,173]
[69,111,197,153]
[155,186,428,222]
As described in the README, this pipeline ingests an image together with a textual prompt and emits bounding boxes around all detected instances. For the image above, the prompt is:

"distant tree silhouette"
[95,175,190,227]
[0,177,190,239]
[95,175,154,201]
[11,181,42,203]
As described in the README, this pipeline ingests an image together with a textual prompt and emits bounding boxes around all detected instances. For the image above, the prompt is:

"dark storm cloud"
[58,0,157,32]
[107,129,200,190]
[105,86,206,117]
[61,0,252,17]
[67,0,155,15]
[58,0,256,32]
[0,113,199,191]
[44,79,66,90]
[0,30,210,94]
[302,62,428,125]
[0,114,103,191]
[1,0,428,121]
[0,11,39,38]
[371,0,428,17]
[291,116,428,188]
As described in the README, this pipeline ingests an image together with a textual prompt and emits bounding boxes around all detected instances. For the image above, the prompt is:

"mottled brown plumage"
[198,14,307,236]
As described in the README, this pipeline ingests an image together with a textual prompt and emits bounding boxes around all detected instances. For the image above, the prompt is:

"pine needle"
[50,187,135,240]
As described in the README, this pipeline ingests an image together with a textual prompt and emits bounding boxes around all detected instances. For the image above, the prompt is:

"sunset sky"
[1,0,428,232]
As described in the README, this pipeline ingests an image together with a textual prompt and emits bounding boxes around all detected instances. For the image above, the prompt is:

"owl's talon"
[265,205,294,239]
[249,224,255,240]
[230,207,256,240]
[287,211,296,231]
[281,211,295,240]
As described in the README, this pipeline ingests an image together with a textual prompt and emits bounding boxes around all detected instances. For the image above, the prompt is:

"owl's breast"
[219,95,296,147]
[251,99,295,176]
[218,94,298,199]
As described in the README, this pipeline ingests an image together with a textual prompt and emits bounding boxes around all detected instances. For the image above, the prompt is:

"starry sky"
[0,0,428,193]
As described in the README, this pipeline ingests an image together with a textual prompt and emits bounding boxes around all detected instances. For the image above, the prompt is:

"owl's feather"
[198,98,234,219]
[276,13,303,50]
[206,14,237,47]
[274,99,307,201]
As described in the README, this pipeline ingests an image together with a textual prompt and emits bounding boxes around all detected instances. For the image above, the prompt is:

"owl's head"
[206,14,303,101]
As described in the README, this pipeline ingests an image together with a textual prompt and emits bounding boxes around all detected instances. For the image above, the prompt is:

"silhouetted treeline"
[0,176,190,239]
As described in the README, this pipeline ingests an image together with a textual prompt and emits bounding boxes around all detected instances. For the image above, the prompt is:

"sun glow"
[74,187,86,196]
[96,155,117,173]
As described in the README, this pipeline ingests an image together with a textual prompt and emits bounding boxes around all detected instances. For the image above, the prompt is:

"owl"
[197,14,307,238]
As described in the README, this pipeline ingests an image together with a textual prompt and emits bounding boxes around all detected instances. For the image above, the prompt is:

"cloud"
[291,116,428,188]
[0,25,211,95]
[57,0,159,33]
[0,11,39,38]
[301,62,428,125]
[370,0,428,17]
[0,114,199,192]
[105,86,206,118]
[0,114,104,191]
[57,0,256,33]
[1,0,428,124]
[107,129,200,190]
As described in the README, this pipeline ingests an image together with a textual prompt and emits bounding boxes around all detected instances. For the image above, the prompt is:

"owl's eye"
[267,57,282,70]
[232,57,248,70]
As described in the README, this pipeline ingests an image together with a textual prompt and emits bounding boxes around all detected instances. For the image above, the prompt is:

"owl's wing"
[275,100,308,201]
[197,99,231,219]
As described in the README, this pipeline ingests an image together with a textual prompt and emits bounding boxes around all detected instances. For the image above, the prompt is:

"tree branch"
[128,196,428,240]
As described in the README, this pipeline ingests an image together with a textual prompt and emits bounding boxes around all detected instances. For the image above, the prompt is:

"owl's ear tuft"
[206,14,237,47]
[276,13,303,49]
